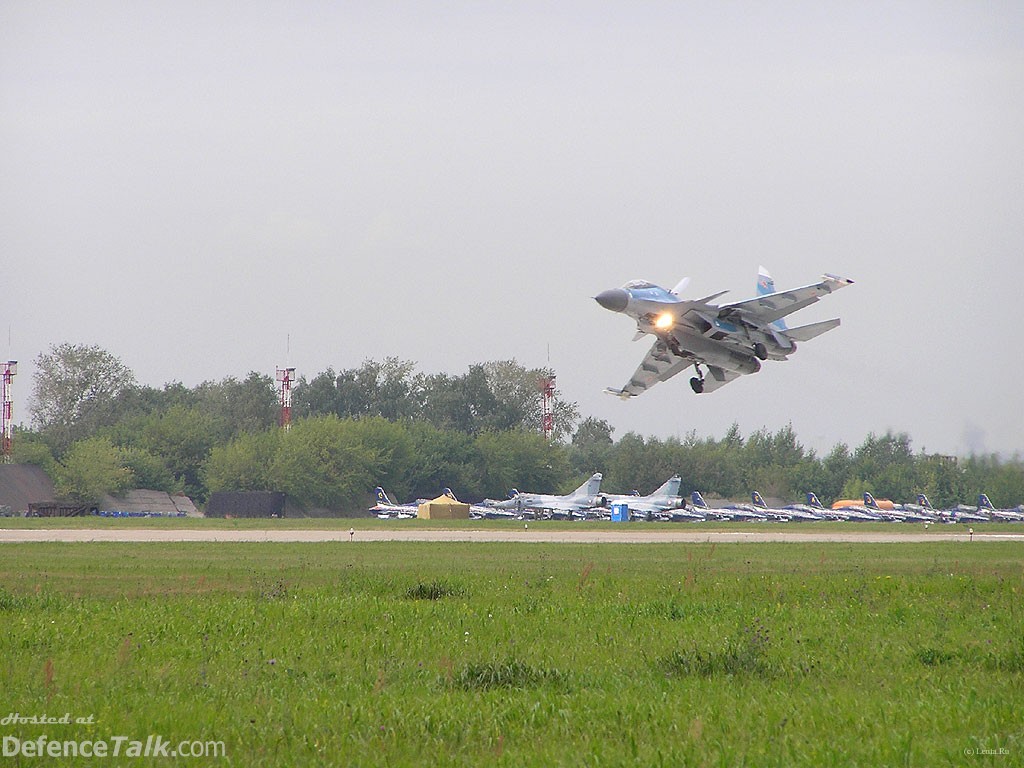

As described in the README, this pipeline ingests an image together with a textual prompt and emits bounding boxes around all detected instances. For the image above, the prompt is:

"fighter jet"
[750,491,821,521]
[596,267,853,396]
[904,493,967,523]
[799,492,879,522]
[977,494,1024,522]
[442,488,515,520]
[602,475,692,519]
[369,487,418,519]
[860,492,932,523]
[690,490,767,521]
[481,473,605,515]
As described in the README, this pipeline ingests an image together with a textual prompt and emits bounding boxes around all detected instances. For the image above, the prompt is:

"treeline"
[15,344,1024,511]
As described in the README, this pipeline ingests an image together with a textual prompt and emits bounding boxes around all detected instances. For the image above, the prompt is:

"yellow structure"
[417,494,470,520]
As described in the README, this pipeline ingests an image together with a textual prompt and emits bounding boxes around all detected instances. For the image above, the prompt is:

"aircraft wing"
[719,273,853,327]
[604,339,694,398]
[700,365,741,393]
[605,341,744,398]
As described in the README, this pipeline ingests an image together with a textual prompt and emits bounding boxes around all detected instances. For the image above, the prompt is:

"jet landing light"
[653,312,674,330]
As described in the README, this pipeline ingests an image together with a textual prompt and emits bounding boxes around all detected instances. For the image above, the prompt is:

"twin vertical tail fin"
[805,492,824,509]
[691,490,710,509]
[757,266,788,331]
[751,491,768,509]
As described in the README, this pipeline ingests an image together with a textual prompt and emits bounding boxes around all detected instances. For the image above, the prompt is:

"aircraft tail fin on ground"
[691,490,710,509]
[652,474,682,498]
[784,318,841,342]
[757,266,787,331]
[375,487,394,505]
[979,494,995,510]
[917,493,934,510]
[806,492,825,509]
[751,491,768,509]
[575,472,603,498]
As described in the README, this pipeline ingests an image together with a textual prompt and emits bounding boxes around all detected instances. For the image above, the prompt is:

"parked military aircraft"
[482,473,605,514]
[861,492,932,523]
[601,475,688,517]
[690,490,767,521]
[977,494,1024,522]
[443,488,515,520]
[596,267,853,396]
[750,491,821,521]
[831,493,898,511]
[369,487,418,519]
[800,492,880,522]
[904,493,980,523]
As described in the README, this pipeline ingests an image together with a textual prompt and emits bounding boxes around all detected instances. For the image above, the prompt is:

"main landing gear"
[689,365,705,394]
[753,342,768,361]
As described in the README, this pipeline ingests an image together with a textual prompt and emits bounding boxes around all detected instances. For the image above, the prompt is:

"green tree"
[56,437,133,502]
[474,430,569,500]
[483,361,580,441]
[345,417,415,498]
[569,417,615,478]
[404,421,479,500]
[193,373,279,439]
[204,429,283,494]
[11,430,58,476]
[420,367,502,434]
[119,446,181,493]
[31,343,136,454]
[292,359,424,421]
[137,405,218,499]
[269,416,380,510]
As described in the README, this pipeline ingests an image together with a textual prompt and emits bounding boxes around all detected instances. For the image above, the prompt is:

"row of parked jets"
[371,473,1024,523]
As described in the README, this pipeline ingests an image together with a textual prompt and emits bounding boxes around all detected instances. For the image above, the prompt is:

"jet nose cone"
[595,288,629,312]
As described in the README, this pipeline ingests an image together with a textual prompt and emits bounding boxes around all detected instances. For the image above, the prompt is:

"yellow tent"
[417,494,470,520]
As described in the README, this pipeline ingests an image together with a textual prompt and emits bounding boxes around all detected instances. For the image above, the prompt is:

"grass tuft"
[0,587,31,611]
[914,647,958,666]
[660,619,776,678]
[404,580,462,600]
[453,659,568,691]
[253,577,289,600]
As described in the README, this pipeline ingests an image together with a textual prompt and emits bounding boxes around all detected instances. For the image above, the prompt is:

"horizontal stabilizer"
[784,318,840,342]
[603,387,634,400]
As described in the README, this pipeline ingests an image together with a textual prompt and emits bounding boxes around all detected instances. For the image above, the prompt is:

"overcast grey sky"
[3,1,1022,458]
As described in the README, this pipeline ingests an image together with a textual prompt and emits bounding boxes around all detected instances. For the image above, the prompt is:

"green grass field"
[1,541,1021,766]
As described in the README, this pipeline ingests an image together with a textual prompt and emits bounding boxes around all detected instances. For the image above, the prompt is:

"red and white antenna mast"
[538,374,556,441]
[1,361,16,463]
[276,367,296,430]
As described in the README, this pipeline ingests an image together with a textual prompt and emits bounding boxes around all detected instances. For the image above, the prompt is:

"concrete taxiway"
[1,528,1022,544]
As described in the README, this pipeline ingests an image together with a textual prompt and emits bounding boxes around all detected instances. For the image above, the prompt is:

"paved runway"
[1,528,1021,544]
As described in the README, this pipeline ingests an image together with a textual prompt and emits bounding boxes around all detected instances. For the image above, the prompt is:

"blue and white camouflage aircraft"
[596,267,853,396]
